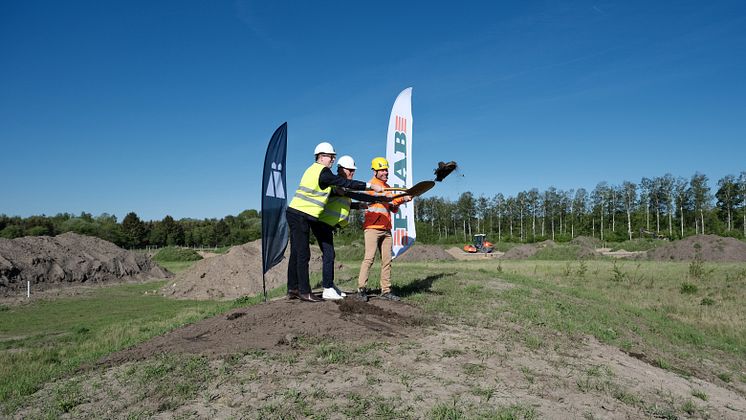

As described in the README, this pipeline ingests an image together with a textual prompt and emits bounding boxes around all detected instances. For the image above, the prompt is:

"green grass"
[691,389,708,401]
[152,246,203,262]
[5,250,746,417]
[156,260,198,273]
[530,244,586,260]
[334,242,366,261]
[123,353,212,412]
[0,279,232,414]
[361,258,746,390]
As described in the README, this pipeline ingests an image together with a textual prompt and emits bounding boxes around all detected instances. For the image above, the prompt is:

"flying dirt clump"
[646,234,746,262]
[161,240,322,300]
[0,232,171,297]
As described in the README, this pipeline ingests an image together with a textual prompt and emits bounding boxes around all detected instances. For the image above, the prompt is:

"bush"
[700,297,715,306]
[153,247,203,262]
[680,283,698,294]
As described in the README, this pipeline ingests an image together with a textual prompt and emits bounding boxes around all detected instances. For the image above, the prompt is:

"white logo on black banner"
[265,162,285,199]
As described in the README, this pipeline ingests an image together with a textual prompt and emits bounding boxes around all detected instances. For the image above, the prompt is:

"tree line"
[0,210,261,249]
[2,171,744,247]
[412,171,746,243]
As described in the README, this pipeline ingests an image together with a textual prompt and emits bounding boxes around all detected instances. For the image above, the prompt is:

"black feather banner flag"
[261,122,288,301]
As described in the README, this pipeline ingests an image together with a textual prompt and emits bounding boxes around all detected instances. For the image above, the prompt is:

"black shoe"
[357,288,369,302]
[299,293,323,302]
[287,289,300,300]
[380,292,401,301]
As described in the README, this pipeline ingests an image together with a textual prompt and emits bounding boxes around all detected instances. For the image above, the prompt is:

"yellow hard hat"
[371,157,389,170]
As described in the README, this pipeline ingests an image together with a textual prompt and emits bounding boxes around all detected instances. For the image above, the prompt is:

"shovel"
[384,180,435,198]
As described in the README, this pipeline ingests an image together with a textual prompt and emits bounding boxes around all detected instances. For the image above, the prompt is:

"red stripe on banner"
[396,116,401,131]
[393,228,408,247]
[403,118,407,133]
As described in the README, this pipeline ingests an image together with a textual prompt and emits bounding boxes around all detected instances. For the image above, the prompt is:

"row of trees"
[3,171,744,247]
[413,172,746,243]
[0,210,261,249]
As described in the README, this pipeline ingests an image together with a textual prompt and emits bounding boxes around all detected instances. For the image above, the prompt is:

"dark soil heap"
[161,240,322,301]
[646,234,746,262]
[100,298,427,365]
[394,244,455,262]
[570,235,603,249]
[502,240,556,259]
[0,232,171,297]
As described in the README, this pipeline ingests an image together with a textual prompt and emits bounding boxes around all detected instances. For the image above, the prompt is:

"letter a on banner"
[386,88,415,258]
[261,123,289,300]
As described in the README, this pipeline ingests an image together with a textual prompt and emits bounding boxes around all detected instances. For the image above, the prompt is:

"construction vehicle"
[463,234,494,253]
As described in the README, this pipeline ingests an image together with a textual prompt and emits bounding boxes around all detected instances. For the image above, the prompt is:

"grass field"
[2,251,745,417]
[331,256,746,387]
[0,278,231,413]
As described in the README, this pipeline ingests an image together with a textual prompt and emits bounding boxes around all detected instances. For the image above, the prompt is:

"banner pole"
[262,272,267,303]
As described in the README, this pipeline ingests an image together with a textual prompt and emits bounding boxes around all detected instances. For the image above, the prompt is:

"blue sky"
[2,1,745,221]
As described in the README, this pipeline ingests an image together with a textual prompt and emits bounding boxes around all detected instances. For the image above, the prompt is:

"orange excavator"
[463,234,494,253]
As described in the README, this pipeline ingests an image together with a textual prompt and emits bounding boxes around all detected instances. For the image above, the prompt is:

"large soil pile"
[161,240,322,300]
[394,244,455,262]
[570,235,603,249]
[0,232,171,297]
[502,240,556,259]
[101,298,427,365]
[646,234,746,262]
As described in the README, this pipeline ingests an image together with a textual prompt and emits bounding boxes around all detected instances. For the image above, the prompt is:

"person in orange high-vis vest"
[357,157,411,301]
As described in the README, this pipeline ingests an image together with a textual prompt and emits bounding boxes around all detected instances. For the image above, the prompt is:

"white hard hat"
[314,141,336,155]
[337,155,356,170]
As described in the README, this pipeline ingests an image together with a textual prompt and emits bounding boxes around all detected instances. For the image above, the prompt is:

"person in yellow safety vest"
[357,157,412,302]
[286,142,384,302]
[317,155,393,300]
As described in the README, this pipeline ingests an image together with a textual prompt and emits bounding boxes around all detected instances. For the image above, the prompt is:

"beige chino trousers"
[357,228,392,293]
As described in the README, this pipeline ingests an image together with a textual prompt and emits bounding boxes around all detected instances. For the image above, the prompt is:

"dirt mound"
[502,240,556,259]
[570,235,602,249]
[646,235,746,262]
[394,244,455,261]
[161,240,322,300]
[0,232,171,297]
[101,297,428,365]
[445,247,503,260]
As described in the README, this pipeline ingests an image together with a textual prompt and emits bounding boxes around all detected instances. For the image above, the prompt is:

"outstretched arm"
[346,191,393,203]
[318,168,384,192]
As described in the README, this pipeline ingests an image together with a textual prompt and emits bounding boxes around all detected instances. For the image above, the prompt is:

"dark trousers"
[313,222,335,289]
[286,209,336,293]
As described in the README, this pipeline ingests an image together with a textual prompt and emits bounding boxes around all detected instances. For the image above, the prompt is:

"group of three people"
[286,141,411,302]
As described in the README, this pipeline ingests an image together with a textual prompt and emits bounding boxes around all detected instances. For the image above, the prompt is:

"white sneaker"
[333,286,347,297]
[322,287,344,300]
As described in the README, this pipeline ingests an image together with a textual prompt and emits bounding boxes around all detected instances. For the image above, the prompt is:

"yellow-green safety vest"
[319,193,351,227]
[288,162,331,218]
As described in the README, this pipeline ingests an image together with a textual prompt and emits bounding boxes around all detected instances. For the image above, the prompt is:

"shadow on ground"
[395,272,456,297]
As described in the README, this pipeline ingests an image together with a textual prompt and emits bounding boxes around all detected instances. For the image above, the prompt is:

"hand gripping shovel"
[384,180,436,198]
